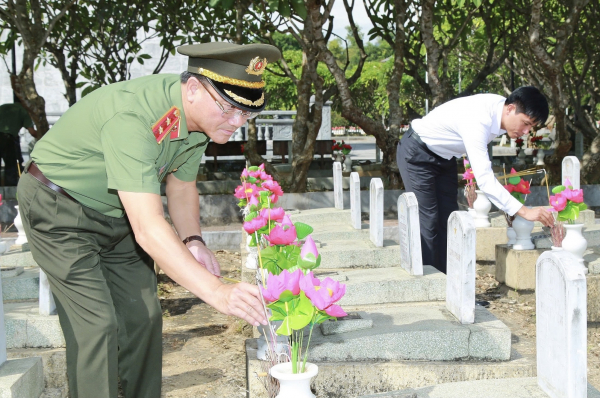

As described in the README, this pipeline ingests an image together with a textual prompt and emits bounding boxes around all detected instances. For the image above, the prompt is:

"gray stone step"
[310,224,369,242]
[0,250,37,268]
[247,338,535,398]
[318,238,400,268]
[357,377,600,398]
[5,302,65,348]
[0,356,44,398]
[3,268,40,301]
[288,208,352,226]
[305,303,510,362]
[316,265,445,305]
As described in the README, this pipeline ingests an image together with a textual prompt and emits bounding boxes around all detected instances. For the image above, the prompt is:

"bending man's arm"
[118,190,267,326]
[165,173,220,276]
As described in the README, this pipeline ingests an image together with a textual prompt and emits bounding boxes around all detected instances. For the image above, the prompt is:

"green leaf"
[313,311,335,325]
[294,223,314,240]
[297,253,321,270]
[552,185,566,194]
[579,203,588,211]
[289,0,307,19]
[245,211,258,222]
[279,290,295,302]
[508,176,521,185]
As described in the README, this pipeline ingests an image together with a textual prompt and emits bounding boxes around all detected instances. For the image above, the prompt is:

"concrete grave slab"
[317,239,401,269]
[0,252,37,268]
[562,156,581,189]
[247,340,535,398]
[475,227,508,262]
[299,303,511,362]
[4,302,65,348]
[317,266,445,306]
[288,208,352,226]
[357,377,600,398]
[0,356,44,398]
[350,172,361,230]
[334,162,343,209]
[2,268,39,301]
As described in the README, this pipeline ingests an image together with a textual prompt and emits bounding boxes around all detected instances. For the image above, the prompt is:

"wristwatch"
[182,235,206,246]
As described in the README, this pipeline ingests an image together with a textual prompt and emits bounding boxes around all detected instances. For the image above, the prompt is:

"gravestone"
[369,178,383,247]
[397,192,423,276]
[446,211,476,324]
[562,156,580,189]
[334,162,343,210]
[39,270,57,316]
[536,251,587,398]
[350,172,361,230]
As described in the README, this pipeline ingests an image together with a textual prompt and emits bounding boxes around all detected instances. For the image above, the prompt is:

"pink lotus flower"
[504,184,515,193]
[261,269,302,303]
[564,178,573,189]
[243,216,267,234]
[550,194,567,212]
[262,180,284,202]
[260,207,286,222]
[282,214,293,227]
[234,183,260,199]
[563,188,584,203]
[259,170,272,182]
[300,235,319,260]
[264,223,297,245]
[514,179,531,195]
[300,274,347,317]
[248,195,259,208]
[241,168,250,178]
[463,158,470,167]
[510,167,517,174]
[462,169,474,180]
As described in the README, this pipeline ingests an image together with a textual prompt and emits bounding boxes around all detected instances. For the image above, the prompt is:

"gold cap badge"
[245,57,268,76]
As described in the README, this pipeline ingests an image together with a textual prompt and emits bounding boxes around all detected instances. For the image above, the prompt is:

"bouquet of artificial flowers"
[462,158,477,209]
[502,168,531,227]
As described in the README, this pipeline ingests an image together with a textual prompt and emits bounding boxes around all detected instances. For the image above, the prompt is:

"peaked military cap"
[177,42,281,113]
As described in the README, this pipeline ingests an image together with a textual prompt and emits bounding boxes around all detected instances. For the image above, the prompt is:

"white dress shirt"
[411,94,523,216]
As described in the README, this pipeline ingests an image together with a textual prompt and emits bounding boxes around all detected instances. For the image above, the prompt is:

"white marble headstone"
[536,251,587,398]
[397,193,423,276]
[0,272,7,365]
[350,172,361,230]
[562,156,580,189]
[446,211,476,324]
[39,270,57,316]
[369,178,384,247]
[333,162,343,210]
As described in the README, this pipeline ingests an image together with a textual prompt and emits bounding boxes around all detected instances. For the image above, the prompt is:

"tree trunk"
[11,70,50,137]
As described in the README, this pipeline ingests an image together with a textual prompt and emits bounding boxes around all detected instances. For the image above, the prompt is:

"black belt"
[27,162,76,202]
[408,127,427,146]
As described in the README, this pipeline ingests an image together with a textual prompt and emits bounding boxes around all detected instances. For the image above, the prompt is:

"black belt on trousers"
[27,162,76,202]
[408,127,427,146]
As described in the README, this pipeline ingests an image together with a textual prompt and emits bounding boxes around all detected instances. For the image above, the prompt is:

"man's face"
[184,78,248,144]
[502,104,537,139]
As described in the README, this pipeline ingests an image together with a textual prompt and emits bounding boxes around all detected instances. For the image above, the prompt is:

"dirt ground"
[157,251,600,398]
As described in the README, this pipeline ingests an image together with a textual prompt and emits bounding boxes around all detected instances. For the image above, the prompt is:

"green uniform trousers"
[17,172,163,398]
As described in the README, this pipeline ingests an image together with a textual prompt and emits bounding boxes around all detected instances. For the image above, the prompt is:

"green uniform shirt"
[31,74,209,218]
[0,103,34,137]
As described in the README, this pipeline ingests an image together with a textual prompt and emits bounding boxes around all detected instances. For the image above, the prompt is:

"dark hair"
[505,86,549,125]
[180,71,207,84]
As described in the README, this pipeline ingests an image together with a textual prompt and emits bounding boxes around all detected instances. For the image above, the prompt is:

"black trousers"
[0,132,19,186]
[396,128,458,274]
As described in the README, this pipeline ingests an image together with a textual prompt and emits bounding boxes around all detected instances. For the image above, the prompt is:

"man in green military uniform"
[0,100,37,185]
[17,42,280,398]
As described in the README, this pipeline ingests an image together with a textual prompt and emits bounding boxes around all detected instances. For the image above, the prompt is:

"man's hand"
[186,240,220,276]
[516,205,554,227]
[214,282,268,326]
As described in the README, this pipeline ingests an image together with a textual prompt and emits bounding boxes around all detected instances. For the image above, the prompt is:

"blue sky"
[329,1,374,41]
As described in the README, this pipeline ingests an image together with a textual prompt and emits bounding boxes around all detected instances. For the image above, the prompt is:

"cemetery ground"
[151,249,600,398]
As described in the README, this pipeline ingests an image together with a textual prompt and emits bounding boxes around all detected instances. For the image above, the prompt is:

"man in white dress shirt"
[397,86,554,274]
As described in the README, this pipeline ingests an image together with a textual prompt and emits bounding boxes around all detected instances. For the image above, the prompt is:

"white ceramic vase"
[562,224,587,265]
[334,153,343,164]
[472,190,491,227]
[506,227,517,245]
[468,208,477,219]
[535,148,545,166]
[13,205,27,245]
[270,362,319,398]
[343,155,352,172]
[512,215,534,250]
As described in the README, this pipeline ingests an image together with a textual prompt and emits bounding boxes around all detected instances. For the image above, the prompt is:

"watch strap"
[182,235,206,246]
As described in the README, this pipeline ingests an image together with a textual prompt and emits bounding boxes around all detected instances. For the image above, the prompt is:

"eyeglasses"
[200,80,259,120]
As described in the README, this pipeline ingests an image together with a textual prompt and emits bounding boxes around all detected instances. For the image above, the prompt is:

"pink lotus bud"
[300,235,318,260]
